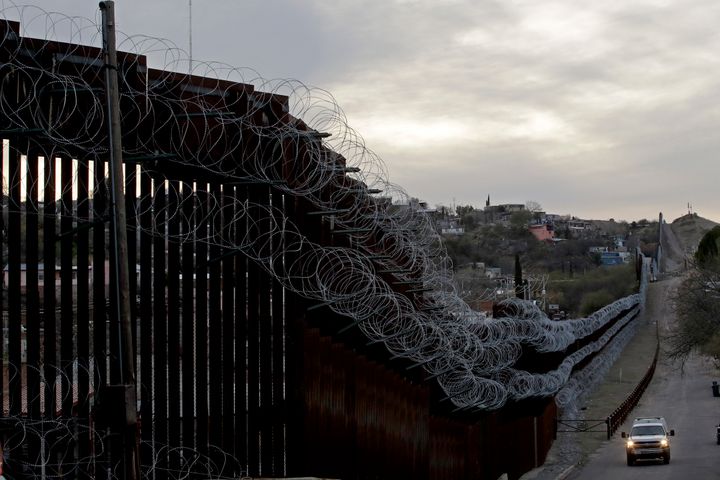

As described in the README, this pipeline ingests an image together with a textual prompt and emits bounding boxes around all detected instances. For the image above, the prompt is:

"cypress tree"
[515,254,523,299]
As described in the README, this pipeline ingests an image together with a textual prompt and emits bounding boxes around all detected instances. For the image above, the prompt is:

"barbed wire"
[0,414,260,479]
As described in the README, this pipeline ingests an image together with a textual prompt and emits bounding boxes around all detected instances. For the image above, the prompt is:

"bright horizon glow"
[1,142,141,203]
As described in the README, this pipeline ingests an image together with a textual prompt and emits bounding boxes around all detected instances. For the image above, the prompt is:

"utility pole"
[99,2,140,479]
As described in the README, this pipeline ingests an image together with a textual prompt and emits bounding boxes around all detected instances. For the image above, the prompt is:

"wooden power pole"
[99,2,140,479]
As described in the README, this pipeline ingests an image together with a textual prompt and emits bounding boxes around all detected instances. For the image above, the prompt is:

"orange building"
[529,223,554,242]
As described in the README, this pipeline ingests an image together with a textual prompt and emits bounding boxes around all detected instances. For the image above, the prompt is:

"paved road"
[522,219,720,480]
[567,353,720,479]
[566,275,720,479]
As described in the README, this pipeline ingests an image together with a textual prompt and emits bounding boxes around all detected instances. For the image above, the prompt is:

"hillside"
[670,213,719,253]
[659,213,718,272]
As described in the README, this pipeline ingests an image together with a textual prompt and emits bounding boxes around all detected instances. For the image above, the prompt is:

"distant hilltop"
[669,213,719,253]
[671,212,718,227]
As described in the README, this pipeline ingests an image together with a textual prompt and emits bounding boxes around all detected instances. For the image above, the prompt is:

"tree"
[525,200,542,213]
[525,200,543,224]
[670,228,720,366]
[456,204,474,217]
[509,210,532,232]
[579,289,615,316]
[436,204,452,218]
[695,226,720,266]
[669,263,720,366]
[514,254,523,299]
[462,213,476,229]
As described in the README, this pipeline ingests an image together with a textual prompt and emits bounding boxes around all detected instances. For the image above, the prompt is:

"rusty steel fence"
[0,15,648,480]
[606,342,660,439]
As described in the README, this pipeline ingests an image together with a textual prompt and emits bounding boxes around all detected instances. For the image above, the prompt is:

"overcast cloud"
[5,0,720,222]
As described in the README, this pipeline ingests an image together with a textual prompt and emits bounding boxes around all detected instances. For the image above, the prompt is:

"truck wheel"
[663,453,670,464]
[627,454,634,466]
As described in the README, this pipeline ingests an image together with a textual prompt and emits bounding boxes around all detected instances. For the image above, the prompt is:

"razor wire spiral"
[0,3,648,418]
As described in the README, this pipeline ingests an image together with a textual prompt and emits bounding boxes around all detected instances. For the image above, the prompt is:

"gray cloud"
[8,0,720,221]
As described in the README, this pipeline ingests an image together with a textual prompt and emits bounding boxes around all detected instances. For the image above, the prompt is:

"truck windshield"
[631,425,664,436]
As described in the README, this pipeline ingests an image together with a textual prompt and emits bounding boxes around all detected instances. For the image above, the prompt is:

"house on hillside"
[553,216,598,239]
[529,223,554,242]
[600,251,631,265]
[483,203,526,224]
[613,235,627,250]
[545,213,566,223]
[437,216,464,235]
[442,226,464,235]
[568,219,590,231]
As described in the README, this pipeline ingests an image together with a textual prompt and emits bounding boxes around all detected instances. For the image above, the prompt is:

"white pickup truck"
[621,417,675,466]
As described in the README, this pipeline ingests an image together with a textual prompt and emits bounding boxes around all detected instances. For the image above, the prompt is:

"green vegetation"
[442,217,644,318]
[669,262,720,366]
[695,225,720,266]
[670,225,720,366]
[514,253,523,299]
[547,263,638,317]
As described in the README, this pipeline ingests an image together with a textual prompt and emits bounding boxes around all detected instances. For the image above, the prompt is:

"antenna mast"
[188,0,193,73]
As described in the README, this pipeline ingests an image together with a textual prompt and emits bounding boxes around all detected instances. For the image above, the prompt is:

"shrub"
[696,226,720,266]
[548,263,637,317]
[579,289,616,316]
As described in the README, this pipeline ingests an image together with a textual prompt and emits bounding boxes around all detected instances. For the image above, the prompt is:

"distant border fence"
[604,218,664,438]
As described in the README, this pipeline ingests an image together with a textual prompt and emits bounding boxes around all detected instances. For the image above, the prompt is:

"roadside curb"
[555,464,576,479]
[518,461,577,480]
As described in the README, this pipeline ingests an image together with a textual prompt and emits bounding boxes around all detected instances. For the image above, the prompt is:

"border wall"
[0,17,642,480]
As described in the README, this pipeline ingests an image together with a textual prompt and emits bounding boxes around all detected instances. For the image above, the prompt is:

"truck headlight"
[626,440,634,448]
[660,439,668,447]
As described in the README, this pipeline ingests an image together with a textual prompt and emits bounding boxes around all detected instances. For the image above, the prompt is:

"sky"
[3,0,719,223]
